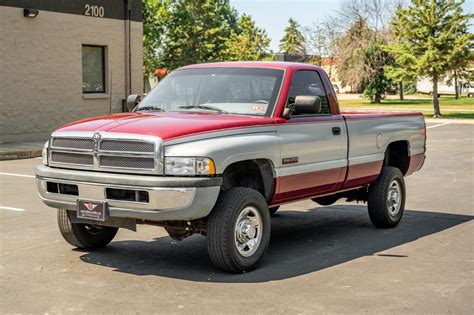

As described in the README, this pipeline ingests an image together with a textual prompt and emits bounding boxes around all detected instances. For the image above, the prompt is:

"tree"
[157,0,239,70]
[391,0,473,117]
[302,22,328,66]
[362,40,393,103]
[334,18,374,92]
[279,18,306,55]
[142,0,168,76]
[225,14,271,61]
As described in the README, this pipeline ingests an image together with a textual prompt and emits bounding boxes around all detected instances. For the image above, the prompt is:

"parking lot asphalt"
[0,122,473,314]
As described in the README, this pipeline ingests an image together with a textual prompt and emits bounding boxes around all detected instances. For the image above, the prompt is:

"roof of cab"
[178,61,322,71]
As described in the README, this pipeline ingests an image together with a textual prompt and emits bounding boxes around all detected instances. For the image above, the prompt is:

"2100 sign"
[84,4,105,18]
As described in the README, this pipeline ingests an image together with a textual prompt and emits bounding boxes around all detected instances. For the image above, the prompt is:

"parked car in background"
[36,62,426,273]
[332,84,340,94]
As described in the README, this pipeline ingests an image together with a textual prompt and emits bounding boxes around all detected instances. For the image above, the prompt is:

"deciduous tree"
[225,14,271,61]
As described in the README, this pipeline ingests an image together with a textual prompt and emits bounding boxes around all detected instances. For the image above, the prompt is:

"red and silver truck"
[36,62,426,272]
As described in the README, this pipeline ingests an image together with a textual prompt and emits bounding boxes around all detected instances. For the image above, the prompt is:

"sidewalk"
[0,141,44,161]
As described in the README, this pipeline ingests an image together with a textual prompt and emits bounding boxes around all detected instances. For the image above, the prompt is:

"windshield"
[136,67,284,116]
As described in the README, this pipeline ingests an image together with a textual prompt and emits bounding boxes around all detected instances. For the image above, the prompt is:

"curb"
[0,149,43,161]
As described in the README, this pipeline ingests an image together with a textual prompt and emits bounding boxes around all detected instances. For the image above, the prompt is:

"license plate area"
[77,200,108,221]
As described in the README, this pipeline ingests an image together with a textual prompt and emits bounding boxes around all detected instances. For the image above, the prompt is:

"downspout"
[124,0,131,98]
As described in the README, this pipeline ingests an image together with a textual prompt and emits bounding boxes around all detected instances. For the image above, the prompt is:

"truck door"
[274,70,347,204]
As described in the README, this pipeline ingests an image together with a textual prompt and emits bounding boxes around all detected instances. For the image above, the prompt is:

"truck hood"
[57,112,280,141]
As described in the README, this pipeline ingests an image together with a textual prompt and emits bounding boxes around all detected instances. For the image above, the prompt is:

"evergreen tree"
[279,18,306,55]
[391,0,473,117]
[225,14,271,61]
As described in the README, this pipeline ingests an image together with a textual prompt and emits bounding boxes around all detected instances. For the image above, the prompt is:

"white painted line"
[0,206,25,211]
[0,172,35,178]
[426,122,451,129]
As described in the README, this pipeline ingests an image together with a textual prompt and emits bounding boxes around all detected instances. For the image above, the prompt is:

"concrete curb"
[0,148,43,161]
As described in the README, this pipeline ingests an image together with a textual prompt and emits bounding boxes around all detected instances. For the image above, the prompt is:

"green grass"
[339,95,474,119]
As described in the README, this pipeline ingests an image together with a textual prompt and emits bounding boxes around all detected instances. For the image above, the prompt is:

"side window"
[288,70,331,115]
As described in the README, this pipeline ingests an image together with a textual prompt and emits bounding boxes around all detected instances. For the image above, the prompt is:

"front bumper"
[36,165,222,222]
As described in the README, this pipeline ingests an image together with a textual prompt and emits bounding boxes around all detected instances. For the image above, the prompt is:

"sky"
[230,0,474,52]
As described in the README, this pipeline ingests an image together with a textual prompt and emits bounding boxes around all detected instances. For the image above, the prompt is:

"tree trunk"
[432,74,441,118]
[454,71,459,99]
[374,93,381,104]
[399,81,404,100]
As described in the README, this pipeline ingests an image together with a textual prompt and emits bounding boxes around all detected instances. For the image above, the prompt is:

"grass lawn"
[338,95,474,119]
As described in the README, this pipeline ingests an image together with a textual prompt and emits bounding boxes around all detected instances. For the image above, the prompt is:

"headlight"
[42,140,49,165]
[165,157,215,176]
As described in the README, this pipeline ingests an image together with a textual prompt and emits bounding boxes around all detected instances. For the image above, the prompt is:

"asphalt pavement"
[0,122,473,313]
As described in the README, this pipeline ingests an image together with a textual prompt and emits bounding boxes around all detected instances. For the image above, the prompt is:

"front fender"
[163,132,281,174]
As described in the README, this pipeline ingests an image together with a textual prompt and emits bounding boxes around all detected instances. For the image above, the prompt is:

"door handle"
[332,127,341,135]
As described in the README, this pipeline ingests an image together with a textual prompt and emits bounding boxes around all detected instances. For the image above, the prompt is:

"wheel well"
[221,159,274,202]
[384,141,409,175]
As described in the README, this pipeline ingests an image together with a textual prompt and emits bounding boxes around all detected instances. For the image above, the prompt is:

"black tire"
[312,195,339,206]
[207,187,271,273]
[269,206,280,216]
[57,209,118,249]
[368,166,406,228]
[468,93,473,98]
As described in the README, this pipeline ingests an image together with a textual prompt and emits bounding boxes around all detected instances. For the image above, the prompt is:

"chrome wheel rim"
[387,180,402,216]
[234,206,263,257]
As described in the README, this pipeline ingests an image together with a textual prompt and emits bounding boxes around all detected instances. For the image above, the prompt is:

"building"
[0,0,143,143]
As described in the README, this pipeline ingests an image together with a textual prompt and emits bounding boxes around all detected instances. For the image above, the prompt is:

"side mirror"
[282,95,321,119]
[126,94,141,112]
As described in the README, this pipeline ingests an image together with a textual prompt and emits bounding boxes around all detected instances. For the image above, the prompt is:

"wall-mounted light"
[23,8,39,18]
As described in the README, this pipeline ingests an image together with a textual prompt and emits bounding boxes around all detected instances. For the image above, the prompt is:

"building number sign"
[84,4,105,18]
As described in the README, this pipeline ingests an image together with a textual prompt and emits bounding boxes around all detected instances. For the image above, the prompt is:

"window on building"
[82,45,106,93]
[287,70,331,115]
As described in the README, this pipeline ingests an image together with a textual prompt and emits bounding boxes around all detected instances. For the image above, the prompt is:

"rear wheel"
[207,187,271,273]
[57,209,118,249]
[367,167,406,228]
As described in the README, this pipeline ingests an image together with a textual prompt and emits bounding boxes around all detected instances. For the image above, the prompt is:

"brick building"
[0,0,143,142]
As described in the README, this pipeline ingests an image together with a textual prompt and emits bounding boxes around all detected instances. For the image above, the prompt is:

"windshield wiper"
[135,106,165,112]
[179,105,228,113]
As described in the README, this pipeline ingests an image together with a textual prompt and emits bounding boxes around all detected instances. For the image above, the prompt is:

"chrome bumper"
[35,165,222,221]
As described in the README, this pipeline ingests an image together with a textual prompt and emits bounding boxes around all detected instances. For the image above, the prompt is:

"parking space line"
[0,206,25,211]
[0,172,35,178]
[427,122,451,129]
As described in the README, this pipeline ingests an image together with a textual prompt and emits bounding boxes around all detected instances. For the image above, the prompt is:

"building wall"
[0,4,143,142]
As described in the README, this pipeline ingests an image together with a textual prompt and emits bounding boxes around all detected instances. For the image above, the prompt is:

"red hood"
[57,112,281,141]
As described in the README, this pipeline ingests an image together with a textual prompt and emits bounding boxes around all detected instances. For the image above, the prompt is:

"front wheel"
[367,166,406,228]
[57,209,118,249]
[207,187,271,273]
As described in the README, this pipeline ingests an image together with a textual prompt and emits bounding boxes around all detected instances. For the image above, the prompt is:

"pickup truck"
[36,62,426,273]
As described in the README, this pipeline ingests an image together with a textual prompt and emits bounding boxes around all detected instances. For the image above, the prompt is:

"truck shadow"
[79,205,472,283]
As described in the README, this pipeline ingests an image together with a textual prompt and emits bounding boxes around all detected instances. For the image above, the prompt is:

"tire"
[207,187,271,273]
[312,195,339,206]
[468,93,473,98]
[269,206,280,216]
[368,166,406,228]
[57,209,118,249]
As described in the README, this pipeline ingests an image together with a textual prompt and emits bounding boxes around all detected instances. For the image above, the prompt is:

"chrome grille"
[100,156,155,169]
[48,132,162,174]
[99,140,154,153]
[52,138,94,150]
[51,152,94,165]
